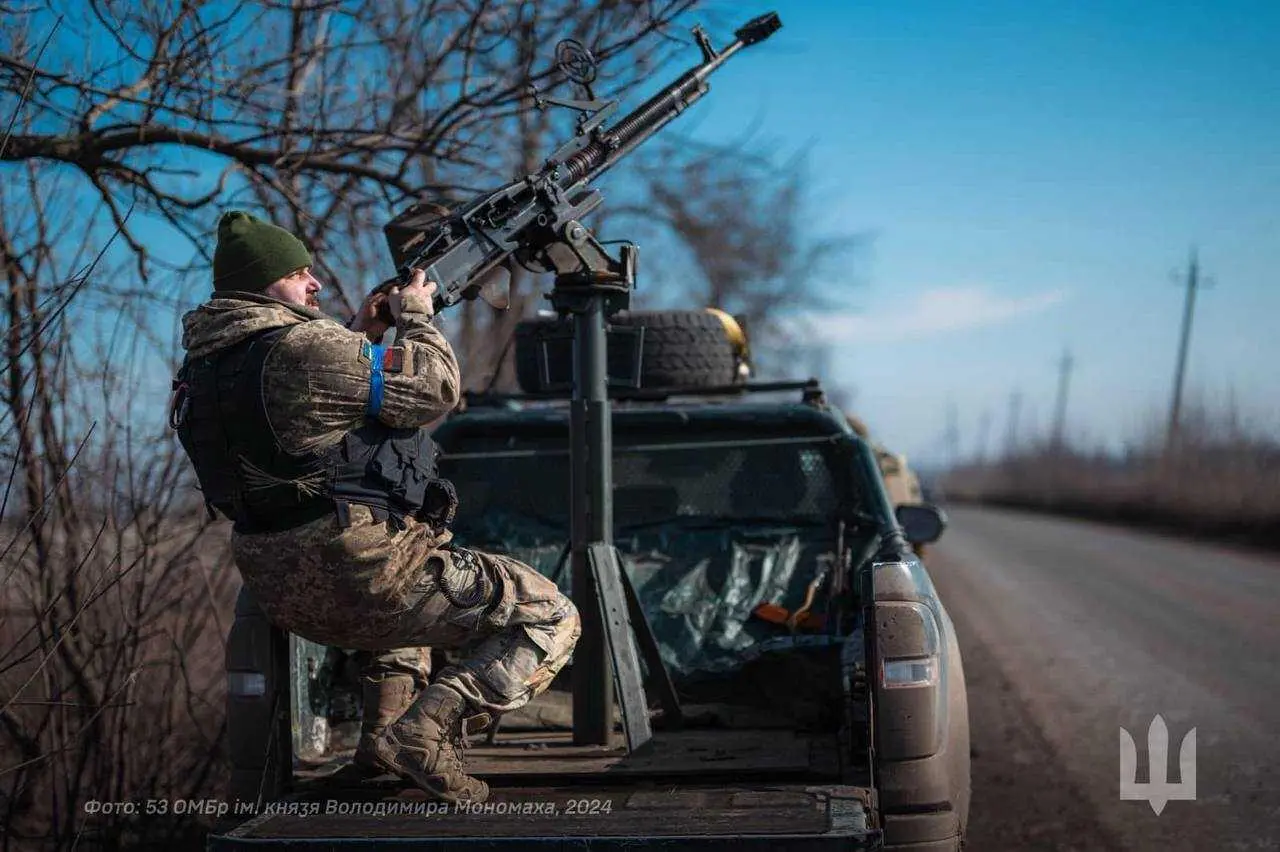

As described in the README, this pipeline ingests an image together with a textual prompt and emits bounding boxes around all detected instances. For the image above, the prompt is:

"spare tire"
[514,310,738,393]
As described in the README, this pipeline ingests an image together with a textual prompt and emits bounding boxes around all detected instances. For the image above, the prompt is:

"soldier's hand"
[350,289,393,341]
[389,269,437,322]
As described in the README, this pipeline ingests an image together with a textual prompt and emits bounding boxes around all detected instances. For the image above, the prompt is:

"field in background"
[939,402,1280,549]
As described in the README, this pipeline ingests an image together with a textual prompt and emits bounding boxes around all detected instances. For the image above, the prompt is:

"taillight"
[875,599,941,687]
[882,656,938,688]
[870,564,949,760]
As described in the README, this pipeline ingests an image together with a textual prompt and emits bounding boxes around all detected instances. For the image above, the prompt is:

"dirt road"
[928,505,1280,851]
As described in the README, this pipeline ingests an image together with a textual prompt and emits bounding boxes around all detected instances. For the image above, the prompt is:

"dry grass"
[941,401,1280,547]
[1,507,237,850]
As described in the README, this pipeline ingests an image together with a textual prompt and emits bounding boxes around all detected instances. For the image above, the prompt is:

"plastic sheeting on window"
[456,513,849,680]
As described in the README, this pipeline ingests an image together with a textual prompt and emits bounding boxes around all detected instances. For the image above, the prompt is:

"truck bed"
[212,785,875,850]
[456,727,842,781]
[209,728,879,850]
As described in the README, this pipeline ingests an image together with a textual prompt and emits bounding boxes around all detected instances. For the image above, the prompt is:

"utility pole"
[975,409,993,464]
[1051,347,1074,451]
[944,401,961,469]
[1167,246,1212,452]
[1004,390,1023,457]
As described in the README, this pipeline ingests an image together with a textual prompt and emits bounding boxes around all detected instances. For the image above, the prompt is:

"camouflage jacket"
[179,288,461,455]
[179,289,462,645]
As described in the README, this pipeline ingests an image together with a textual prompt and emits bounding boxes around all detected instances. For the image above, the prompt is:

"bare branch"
[0,15,60,159]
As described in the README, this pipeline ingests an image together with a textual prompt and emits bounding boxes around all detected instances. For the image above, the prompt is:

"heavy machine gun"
[382,11,782,755]
[380,12,781,315]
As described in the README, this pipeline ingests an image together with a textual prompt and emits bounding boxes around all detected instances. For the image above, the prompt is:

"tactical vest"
[168,325,456,534]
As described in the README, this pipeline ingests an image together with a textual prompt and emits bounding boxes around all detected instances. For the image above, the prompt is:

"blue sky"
[668,0,1280,466]
[15,1,1274,469]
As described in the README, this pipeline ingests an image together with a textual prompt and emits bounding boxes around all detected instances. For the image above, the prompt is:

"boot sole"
[352,745,399,779]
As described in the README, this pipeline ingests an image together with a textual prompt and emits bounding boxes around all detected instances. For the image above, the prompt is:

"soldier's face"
[266,267,323,309]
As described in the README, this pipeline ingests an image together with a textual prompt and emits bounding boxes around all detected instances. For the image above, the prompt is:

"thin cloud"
[804,285,1069,344]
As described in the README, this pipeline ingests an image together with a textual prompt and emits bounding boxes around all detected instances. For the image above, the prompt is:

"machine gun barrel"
[380,12,780,315]
[558,12,780,190]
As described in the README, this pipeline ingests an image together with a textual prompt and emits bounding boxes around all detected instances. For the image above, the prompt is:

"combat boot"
[353,673,416,775]
[369,683,490,803]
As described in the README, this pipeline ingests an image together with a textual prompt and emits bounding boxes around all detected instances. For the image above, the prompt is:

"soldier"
[170,211,580,803]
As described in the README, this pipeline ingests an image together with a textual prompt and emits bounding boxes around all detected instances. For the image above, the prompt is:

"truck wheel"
[514,310,739,392]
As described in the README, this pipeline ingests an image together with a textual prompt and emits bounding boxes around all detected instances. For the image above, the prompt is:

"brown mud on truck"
[211,317,969,851]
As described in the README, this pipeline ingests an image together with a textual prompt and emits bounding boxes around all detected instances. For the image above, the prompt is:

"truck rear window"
[440,433,851,535]
[436,425,875,677]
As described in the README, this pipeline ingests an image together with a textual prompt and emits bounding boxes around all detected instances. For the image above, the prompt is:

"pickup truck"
[211,379,969,850]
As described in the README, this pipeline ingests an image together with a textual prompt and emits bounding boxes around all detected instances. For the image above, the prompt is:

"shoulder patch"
[359,341,407,373]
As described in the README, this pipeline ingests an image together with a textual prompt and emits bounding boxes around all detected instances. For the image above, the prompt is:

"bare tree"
[621,137,866,380]
[1,0,697,351]
[2,2,718,847]
[0,119,234,845]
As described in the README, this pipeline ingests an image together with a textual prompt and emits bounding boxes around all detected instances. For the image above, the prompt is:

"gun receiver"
[381,12,782,316]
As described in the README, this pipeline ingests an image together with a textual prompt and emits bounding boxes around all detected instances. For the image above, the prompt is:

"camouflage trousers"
[357,647,432,692]
[232,503,581,715]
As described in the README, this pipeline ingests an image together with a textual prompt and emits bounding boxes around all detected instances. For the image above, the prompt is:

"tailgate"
[208,783,879,850]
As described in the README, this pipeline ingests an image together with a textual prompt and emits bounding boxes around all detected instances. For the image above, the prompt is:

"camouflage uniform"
[351,647,431,769]
[179,288,579,726]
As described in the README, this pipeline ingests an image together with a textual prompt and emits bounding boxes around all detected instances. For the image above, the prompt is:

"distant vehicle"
[845,416,924,508]
[213,311,970,851]
[846,415,933,557]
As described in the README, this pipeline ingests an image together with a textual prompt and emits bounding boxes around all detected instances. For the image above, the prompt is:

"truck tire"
[514,310,737,392]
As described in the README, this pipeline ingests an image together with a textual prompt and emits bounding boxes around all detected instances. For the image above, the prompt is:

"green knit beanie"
[212,210,313,293]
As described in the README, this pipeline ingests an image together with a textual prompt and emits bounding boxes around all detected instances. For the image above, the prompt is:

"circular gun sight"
[555,39,597,86]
